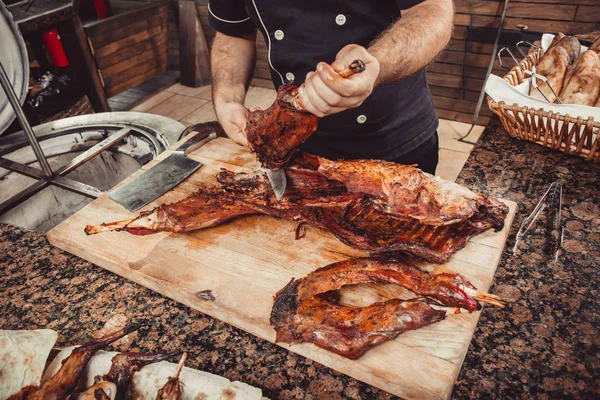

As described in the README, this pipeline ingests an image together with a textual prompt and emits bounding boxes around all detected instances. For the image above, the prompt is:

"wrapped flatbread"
[130,361,262,400]
[559,50,600,106]
[42,349,263,400]
[0,329,58,400]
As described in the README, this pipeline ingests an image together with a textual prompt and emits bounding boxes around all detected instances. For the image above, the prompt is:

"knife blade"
[265,59,366,201]
[266,168,286,201]
[109,125,218,212]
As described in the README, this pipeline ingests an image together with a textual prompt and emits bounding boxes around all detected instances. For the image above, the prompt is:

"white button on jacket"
[335,14,346,26]
[274,30,284,40]
[357,114,367,124]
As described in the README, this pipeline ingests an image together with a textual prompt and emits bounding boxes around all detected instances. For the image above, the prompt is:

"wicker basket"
[487,51,600,162]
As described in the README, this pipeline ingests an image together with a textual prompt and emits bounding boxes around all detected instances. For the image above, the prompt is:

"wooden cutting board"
[47,137,517,400]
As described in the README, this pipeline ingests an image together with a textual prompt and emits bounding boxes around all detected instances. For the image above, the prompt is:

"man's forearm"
[211,31,257,105]
[368,0,454,86]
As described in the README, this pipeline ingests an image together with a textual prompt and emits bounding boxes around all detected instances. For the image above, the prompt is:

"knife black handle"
[175,122,223,156]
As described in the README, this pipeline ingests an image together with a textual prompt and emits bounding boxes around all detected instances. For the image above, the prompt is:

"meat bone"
[252,59,366,202]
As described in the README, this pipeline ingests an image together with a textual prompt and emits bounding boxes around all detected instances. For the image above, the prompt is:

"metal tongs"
[498,42,563,104]
[513,182,563,262]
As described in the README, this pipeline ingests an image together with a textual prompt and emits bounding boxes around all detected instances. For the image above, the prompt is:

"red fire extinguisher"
[42,29,69,68]
[92,0,111,19]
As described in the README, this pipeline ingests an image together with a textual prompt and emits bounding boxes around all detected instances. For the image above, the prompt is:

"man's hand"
[214,100,248,146]
[298,44,380,118]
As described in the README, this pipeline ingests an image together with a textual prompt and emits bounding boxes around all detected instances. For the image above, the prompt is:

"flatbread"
[41,349,264,400]
[130,361,263,400]
[0,329,58,400]
[559,50,600,106]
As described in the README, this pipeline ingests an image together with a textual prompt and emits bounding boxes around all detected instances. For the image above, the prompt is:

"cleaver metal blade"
[266,168,287,201]
[109,127,218,212]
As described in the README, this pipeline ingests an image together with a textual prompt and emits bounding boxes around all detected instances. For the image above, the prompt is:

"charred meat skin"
[270,258,503,359]
[271,279,447,360]
[246,84,318,170]
[156,353,187,400]
[86,157,508,263]
[293,257,481,311]
[7,324,139,400]
[317,157,507,227]
[89,351,180,400]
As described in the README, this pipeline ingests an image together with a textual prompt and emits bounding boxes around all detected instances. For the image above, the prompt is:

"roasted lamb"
[86,155,508,263]
[270,257,504,359]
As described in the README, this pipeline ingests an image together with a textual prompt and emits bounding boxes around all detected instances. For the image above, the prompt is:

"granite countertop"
[1,117,598,399]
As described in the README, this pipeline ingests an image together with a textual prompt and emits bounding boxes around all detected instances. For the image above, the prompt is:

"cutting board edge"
[46,229,463,400]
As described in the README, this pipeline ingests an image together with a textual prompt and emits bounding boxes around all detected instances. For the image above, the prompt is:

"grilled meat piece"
[84,188,258,236]
[270,257,504,359]
[292,257,504,311]
[76,382,117,400]
[85,351,179,400]
[8,324,139,400]
[245,60,365,170]
[317,157,507,225]
[246,84,318,170]
[87,158,508,263]
[273,293,448,359]
[156,353,187,400]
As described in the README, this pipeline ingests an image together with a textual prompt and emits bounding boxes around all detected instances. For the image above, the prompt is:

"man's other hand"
[215,101,249,146]
[298,44,380,118]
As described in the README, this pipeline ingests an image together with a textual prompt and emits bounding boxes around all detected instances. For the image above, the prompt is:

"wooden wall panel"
[87,0,169,97]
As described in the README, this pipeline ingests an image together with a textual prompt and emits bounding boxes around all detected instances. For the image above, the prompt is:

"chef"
[207,0,453,174]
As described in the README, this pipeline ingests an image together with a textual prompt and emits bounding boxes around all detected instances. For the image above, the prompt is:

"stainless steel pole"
[0,60,53,176]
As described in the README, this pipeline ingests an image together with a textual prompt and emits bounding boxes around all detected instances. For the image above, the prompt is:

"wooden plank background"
[85,0,169,97]
[116,0,600,124]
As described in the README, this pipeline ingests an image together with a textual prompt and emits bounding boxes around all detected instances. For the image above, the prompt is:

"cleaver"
[109,125,218,212]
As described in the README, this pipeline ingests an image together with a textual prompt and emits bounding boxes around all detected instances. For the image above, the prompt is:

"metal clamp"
[513,182,563,262]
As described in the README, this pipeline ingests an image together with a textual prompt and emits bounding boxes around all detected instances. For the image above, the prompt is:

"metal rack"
[0,60,132,215]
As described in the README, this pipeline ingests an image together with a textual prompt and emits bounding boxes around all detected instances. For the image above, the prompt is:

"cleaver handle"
[175,124,220,156]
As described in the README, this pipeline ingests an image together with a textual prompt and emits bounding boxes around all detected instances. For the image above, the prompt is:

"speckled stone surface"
[1,118,598,399]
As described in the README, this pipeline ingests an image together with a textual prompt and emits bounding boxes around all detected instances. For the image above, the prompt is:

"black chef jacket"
[208,0,439,162]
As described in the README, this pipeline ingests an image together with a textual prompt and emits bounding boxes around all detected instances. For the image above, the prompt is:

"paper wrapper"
[42,348,264,400]
[0,329,58,400]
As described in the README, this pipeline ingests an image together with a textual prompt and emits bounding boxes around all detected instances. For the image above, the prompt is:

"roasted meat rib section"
[86,156,508,263]
[270,257,504,359]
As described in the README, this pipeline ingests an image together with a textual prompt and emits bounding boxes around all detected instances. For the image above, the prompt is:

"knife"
[266,59,367,201]
[266,168,286,201]
[109,124,218,212]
